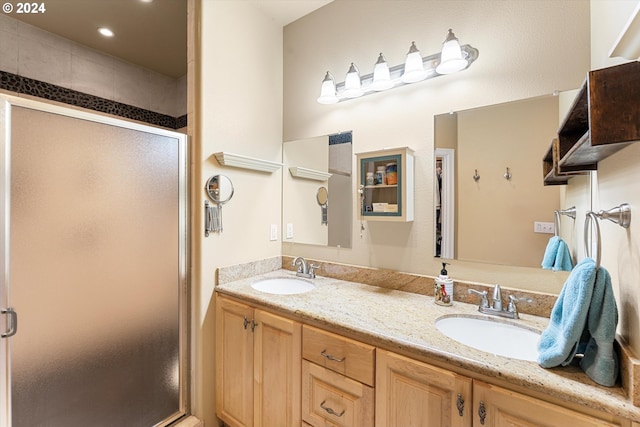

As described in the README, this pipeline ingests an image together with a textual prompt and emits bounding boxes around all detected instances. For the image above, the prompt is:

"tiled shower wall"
[0,13,186,126]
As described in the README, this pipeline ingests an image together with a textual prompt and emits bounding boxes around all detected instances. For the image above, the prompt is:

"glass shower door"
[1,99,188,427]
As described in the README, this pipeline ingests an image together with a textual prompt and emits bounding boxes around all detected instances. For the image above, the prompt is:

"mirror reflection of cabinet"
[357,147,414,222]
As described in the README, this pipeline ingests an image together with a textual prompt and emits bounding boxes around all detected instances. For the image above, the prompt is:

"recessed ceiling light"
[140,0,154,3]
[98,27,114,37]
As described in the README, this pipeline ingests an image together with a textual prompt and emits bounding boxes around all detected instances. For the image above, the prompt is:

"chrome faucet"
[292,257,319,279]
[468,284,532,319]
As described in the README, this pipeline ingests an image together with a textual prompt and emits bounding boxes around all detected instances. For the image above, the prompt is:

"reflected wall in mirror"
[283,132,352,248]
[434,95,571,268]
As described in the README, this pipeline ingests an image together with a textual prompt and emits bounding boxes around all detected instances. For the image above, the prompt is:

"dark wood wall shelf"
[543,61,640,185]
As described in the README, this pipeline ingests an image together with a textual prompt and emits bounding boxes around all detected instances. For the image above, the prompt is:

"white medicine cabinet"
[356,147,414,222]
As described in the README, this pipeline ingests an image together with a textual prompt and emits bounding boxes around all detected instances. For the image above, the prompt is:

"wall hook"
[473,169,480,181]
[504,167,512,180]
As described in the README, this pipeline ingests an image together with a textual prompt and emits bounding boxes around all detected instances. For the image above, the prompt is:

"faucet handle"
[507,295,533,315]
[468,289,489,308]
[309,263,320,279]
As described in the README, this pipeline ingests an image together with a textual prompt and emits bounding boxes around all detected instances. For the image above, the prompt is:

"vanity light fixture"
[401,41,430,83]
[317,72,338,104]
[343,63,364,98]
[317,28,478,104]
[371,53,393,91]
[436,29,469,74]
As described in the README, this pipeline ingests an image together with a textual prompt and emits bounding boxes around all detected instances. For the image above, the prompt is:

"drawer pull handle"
[478,401,486,425]
[321,350,345,362]
[320,400,345,417]
[456,393,464,416]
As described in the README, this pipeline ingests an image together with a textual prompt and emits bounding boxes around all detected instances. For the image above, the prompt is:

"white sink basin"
[251,277,315,295]
[435,315,540,361]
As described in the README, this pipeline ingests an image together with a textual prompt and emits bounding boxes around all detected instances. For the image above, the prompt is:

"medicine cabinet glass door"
[357,147,414,222]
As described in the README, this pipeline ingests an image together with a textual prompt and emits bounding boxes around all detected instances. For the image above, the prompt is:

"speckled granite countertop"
[215,269,640,422]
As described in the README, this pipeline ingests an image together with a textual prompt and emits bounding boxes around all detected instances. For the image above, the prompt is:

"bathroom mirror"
[434,94,584,268]
[206,174,234,204]
[283,133,352,248]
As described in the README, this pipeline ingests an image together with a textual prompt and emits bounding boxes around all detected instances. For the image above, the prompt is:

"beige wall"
[282,0,589,292]
[195,1,284,425]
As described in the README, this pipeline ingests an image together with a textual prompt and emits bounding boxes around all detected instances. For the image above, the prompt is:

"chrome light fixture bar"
[317,29,479,104]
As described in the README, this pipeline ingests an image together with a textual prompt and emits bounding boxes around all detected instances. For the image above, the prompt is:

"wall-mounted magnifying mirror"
[206,174,234,204]
[204,174,234,235]
[317,186,328,225]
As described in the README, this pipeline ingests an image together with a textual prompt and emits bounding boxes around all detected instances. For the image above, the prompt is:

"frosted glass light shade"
[436,29,468,74]
[343,63,364,98]
[401,41,428,83]
[317,71,338,104]
[371,53,394,91]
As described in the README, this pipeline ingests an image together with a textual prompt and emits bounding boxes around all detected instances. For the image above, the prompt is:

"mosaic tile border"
[0,70,186,130]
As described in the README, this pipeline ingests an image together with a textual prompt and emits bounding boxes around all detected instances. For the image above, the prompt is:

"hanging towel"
[541,236,574,271]
[579,265,619,386]
[541,236,560,270]
[538,257,597,367]
[554,238,574,271]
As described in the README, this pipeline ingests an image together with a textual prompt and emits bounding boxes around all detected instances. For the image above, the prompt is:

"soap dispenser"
[434,262,454,306]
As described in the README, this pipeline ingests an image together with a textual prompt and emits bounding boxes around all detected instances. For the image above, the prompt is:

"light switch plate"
[270,224,278,241]
[534,221,555,234]
[286,223,294,239]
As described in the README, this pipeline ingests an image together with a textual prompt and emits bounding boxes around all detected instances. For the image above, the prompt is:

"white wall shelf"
[213,152,283,173]
[288,166,332,181]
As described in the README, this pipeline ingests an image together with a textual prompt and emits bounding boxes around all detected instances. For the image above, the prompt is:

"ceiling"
[11,0,333,79]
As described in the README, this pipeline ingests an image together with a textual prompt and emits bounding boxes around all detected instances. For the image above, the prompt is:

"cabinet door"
[216,296,255,427]
[376,350,472,427]
[254,309,302,427]
[473,381,625,427]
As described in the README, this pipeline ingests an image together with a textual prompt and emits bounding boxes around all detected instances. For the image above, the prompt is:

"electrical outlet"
[270,224,278,241]
[534,221,555,234]
[286,223,294,239]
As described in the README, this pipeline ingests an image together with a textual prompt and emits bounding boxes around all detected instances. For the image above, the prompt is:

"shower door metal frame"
[0,94,190,427]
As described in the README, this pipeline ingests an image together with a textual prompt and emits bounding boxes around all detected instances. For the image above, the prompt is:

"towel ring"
[584,211,601,270]
[553,206,576,237]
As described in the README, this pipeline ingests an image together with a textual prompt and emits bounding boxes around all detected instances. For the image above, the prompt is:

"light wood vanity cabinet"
[216,294,633,427]
[302,325,375,427]
[215,295,302,427]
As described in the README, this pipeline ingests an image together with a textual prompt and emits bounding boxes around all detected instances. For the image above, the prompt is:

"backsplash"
[216,256,557,318]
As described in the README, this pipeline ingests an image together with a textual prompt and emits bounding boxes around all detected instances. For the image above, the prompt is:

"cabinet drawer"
[302,361,374,427]
[303,325,375,386]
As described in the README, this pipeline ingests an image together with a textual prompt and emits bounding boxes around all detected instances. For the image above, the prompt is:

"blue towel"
[554,238,574,271]
[541,236,573,271]
[538,257,597,367]
[538,258,619,386]
[579,266,619,386]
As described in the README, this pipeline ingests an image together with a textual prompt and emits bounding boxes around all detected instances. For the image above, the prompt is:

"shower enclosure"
[0,95,189,426]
